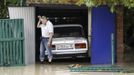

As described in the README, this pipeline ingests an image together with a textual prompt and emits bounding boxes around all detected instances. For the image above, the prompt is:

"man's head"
[41,16,47,20]
[39,16,48,24]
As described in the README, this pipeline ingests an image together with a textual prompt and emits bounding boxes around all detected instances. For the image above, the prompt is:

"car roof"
[54,24,83,28]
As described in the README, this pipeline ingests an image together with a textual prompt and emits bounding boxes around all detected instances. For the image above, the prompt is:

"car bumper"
[45,49,87,55]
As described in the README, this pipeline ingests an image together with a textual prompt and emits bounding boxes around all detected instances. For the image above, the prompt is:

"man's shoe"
[40,60,45,64]
[48,59,52,63]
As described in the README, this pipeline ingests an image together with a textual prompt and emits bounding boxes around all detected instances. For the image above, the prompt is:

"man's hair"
[41,16,47,20]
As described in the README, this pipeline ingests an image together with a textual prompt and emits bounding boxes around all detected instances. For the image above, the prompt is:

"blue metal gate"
[91,6,115,64]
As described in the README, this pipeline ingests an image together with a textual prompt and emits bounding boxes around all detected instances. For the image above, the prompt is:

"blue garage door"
[91,6,115,64]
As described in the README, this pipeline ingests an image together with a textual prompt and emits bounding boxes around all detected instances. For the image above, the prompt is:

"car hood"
[52,37,87,44]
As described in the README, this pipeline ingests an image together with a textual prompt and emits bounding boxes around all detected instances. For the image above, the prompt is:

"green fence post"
[22,19,24,65]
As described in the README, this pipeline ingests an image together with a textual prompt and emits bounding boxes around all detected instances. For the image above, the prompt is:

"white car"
[45,24,89,59]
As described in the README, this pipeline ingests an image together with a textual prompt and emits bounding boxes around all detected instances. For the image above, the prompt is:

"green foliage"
[0,0,8,19]
[76,0,134,12]
[77,0,134,8]
[1,0,134,18]
[122,0,134,9]
[27,0,77,4]
[0,0,25,18]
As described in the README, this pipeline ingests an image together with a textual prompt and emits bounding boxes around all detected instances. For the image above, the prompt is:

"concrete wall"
[88,9,91,57]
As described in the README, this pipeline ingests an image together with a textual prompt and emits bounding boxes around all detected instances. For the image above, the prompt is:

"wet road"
[0,58,134,75]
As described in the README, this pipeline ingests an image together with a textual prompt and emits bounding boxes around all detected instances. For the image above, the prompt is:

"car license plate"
[57,44,73,50]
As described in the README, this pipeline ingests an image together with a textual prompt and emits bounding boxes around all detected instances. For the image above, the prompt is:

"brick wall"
[116,6,124,64]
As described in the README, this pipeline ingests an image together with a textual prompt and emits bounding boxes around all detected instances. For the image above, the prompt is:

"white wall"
[8,7,35,65]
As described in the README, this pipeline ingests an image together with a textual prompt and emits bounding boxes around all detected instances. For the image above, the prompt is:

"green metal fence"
[0,19,25,66]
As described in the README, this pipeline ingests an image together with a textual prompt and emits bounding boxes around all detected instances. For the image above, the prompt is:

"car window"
[54,26,84,38]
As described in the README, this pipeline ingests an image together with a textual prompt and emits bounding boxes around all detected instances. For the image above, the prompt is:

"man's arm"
[37,15,42,28]
[48,33,54,47]
[37,20,41,28]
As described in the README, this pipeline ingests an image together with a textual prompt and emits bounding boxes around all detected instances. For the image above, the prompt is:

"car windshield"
[54,26,84,38]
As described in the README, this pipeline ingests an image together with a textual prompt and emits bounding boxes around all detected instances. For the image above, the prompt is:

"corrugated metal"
[0,19,25,66]
[8,7,35,65]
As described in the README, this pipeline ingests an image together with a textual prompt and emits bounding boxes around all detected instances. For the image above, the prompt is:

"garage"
[34,4,89,62]
[8,4,91,64]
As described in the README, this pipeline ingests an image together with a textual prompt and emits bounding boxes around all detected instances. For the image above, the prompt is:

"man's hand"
[38,15,41,19]
[47,42,52,47]
[38,15,42,21]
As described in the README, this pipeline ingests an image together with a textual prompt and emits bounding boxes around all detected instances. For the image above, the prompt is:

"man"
[37,15,54,63]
